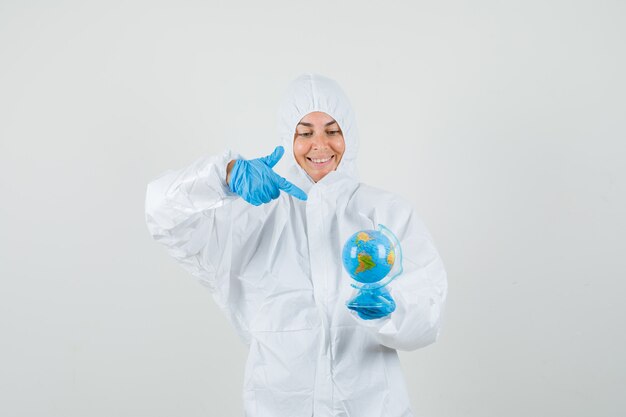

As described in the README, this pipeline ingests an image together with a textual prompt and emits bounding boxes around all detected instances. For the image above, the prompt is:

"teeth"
[310,156,332,163]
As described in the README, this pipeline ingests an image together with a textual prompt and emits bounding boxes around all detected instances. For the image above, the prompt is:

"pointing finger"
[272,172,308,201]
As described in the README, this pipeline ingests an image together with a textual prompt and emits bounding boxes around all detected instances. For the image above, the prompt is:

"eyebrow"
[297,120,338,127]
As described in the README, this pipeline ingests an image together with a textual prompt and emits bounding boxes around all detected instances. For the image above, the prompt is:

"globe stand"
[346,286,395,310]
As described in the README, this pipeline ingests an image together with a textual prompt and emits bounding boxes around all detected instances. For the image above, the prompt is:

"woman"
[145,73,448,417]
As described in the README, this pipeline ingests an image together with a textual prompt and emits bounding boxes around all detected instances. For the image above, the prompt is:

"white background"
[1,1,625,416]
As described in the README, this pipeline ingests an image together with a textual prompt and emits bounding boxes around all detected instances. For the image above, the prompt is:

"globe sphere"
[342,229,395,284]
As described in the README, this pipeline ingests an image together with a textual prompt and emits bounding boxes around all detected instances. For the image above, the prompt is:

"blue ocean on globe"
[342,229,395,284]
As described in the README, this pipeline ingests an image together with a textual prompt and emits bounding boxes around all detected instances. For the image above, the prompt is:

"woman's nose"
[311,132,329,149]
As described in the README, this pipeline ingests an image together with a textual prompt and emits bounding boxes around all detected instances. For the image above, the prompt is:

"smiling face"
[293,111,346,183]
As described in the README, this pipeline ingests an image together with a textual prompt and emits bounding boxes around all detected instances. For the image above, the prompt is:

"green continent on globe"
[355,253,376,274]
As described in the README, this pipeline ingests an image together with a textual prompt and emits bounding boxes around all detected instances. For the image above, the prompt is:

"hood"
[275,73,360,193]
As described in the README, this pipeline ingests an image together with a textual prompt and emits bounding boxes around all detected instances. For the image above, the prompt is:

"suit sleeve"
[350,203,449,351]
[144,149,242,301]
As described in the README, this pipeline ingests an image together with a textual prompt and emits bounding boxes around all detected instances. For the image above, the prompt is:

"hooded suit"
[145,73,448,417]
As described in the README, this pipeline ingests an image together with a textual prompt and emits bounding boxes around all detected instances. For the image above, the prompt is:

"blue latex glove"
[229,146,308,206]
[347,288,397,320]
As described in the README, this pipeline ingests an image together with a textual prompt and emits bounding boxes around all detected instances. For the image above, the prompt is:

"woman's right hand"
[226,146,307,206]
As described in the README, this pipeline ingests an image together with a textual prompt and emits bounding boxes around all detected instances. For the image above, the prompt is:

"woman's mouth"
[306,155,334,167]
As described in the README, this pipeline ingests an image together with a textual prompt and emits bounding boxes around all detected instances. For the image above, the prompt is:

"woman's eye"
[298,132,313,137]
[327,130,340,135]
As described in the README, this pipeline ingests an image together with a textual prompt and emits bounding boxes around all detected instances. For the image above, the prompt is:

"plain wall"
[1,0,624,416]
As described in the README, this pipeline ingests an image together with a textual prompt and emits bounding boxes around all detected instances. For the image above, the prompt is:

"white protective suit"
[145,73,448,417]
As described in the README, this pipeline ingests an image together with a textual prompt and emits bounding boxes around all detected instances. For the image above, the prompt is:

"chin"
[310,169,334,182]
